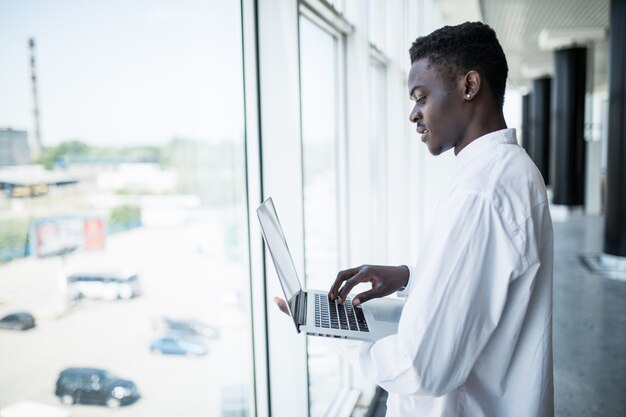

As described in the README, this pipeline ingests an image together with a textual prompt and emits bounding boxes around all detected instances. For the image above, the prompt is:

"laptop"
[257,197,403,342]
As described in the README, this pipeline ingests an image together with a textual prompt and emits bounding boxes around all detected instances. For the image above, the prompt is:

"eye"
[416,96,426,105]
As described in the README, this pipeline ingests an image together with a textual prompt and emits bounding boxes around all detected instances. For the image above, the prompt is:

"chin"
[427,144,444,156]
[430,144,454,156]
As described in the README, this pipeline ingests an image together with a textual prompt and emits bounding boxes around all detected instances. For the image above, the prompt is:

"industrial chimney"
[29,37,43,161]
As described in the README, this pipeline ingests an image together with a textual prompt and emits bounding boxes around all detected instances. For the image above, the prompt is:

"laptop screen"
[256,198,303,318]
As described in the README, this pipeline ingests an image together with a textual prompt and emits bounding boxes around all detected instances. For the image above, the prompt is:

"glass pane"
[0,2,253,417]
[368,0,385,47]
[299,16,341,417]
[368,59,388,263]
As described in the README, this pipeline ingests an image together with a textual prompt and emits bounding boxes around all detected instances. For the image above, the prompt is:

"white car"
[67,270,142,301]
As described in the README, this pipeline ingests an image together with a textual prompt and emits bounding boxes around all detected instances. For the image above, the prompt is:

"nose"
[409,103,421,123]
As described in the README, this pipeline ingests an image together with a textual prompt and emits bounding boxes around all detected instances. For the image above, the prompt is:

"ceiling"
[441,0,610,91]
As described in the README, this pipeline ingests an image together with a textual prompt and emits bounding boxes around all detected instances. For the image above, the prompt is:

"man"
[328,22,554,416]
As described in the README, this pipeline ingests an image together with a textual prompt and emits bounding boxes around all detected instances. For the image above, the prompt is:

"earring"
[466,94,471,99]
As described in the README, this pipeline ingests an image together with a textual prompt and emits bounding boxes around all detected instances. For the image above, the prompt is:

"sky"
[0,0,244,147]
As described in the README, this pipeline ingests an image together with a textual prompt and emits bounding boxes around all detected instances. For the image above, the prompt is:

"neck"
[454,108,507,155]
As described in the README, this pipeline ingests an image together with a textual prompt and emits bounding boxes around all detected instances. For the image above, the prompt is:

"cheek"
[423,105,441,128]
[425,98,453,129]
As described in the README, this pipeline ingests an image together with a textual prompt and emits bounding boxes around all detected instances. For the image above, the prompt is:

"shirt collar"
[455,128,518,167]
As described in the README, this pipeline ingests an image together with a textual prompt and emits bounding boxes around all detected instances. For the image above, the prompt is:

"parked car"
[154,316,220,340]
[0,311,36,330]
[150,336,208,356]
[67,270,141,301]
[55,367,140,408]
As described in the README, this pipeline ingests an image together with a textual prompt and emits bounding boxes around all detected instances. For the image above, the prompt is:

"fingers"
[328,266,361,300]
[330,265,405,306]
[273,297,290,316]
[336,269,372,304]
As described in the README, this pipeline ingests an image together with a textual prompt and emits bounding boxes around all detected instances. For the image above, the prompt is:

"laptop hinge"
[295,291,307,328]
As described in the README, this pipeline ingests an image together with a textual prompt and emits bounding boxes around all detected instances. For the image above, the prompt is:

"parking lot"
[0,209,253,416]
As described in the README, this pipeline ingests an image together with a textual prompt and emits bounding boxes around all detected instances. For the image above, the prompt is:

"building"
[0,128,31,167]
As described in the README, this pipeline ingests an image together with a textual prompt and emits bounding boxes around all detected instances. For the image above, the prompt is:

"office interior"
[0,0,624,416]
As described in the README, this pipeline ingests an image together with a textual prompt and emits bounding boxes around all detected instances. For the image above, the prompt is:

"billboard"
[30,215,106,258]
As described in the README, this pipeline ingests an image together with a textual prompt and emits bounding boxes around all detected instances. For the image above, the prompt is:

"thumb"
[352,289,377,306]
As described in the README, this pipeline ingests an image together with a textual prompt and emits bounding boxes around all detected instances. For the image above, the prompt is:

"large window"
[0,1,253,416]
[298,14,344,417]
[368,58,388,263]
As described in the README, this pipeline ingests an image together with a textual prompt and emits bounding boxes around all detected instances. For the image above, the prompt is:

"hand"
[329,265,409,306]
[273,297,290,316]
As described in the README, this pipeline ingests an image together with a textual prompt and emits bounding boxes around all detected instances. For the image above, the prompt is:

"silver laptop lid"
[256,197,303,329]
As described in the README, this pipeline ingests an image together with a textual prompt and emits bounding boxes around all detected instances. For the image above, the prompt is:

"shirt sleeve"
[345,191,523,396]
[396,264,419,298]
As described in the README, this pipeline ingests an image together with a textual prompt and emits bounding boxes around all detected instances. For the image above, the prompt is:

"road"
[0,209,254,416]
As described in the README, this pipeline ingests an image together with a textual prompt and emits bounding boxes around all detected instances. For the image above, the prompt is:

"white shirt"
[340,129,554,417]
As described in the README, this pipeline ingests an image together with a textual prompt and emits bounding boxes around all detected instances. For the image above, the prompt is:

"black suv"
[55,367,140,407]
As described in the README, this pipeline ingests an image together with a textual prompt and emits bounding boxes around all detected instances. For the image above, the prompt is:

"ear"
[462,70,481,101]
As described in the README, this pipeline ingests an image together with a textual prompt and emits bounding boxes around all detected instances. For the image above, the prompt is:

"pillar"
[551,47,587,206]
[605,0,626,257]
[522,92,532,158]
[532,77,552,185]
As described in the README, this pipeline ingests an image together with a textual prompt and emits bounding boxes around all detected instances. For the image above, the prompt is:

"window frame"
[297,7,356,417]
[243,1,427,416]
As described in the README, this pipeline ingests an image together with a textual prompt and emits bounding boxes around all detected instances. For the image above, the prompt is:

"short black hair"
[409,22,508,108]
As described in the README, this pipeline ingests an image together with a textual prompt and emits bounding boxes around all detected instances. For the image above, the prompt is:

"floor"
[367,213,626,417]
[552,214,626,417]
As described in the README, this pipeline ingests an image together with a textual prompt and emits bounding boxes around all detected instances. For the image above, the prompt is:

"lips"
[416,126,430,141]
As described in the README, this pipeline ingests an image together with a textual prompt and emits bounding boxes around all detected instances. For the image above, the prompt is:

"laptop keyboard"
[314,294,369,332]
